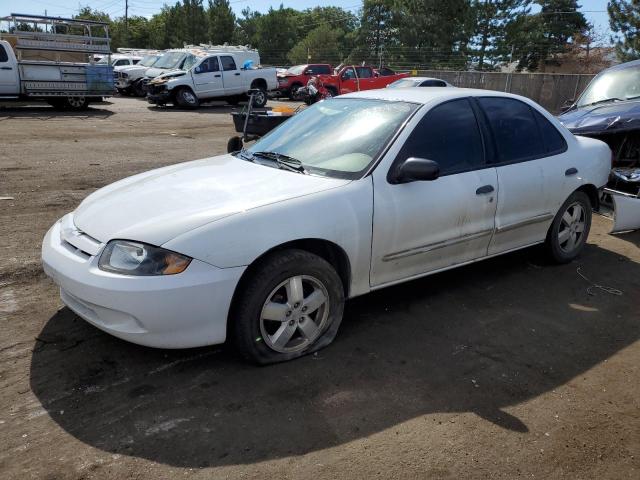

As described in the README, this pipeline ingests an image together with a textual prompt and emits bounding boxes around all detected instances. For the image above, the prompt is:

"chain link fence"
[414,70,596,113]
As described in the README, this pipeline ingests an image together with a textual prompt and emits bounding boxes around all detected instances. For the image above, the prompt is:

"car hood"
[144,67,176,79]
[558,100,640,134]
[73,154,349,246]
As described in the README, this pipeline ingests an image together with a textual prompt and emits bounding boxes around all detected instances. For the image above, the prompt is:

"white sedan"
[387,77,453,88]
[42,88,611,364]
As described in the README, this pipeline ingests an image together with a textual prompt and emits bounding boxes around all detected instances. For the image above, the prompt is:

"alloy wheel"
[558,202,586,253]
[259,275,330,353]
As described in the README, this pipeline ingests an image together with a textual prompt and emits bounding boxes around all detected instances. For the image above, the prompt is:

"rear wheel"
[175,87,199,108]
[545,191,592,263]
[232,249,345,364]
[251,88,267,108]
[288,83,302,100]
[65,96,89,111]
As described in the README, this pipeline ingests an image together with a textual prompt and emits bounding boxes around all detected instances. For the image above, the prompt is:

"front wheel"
[133,80,147,97]
[232,249,345,364]
[174,87,200,108]
[545,191,592,263]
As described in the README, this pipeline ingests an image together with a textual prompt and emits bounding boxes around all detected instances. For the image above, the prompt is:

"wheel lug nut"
[286,310,292,317]
[288,320,295,326]
[294,302,300,309]
[301,306,307,312]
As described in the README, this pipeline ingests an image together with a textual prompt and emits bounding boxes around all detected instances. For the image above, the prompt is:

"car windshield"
[578,66,640,107]
[388,79,419,88]
[139,55,159,67]
[153,52,186,69]
[96,56,110,64]
[182,55,198,71]
[246,98,417,179]
[286,65,305,75]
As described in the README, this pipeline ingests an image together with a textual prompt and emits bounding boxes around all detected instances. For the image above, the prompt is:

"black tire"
[64,96,89,111]
[288,83,302,100]
[117,88,129,96]
[251,88,268,108]
[174,87,200,108]
[545,191,592,263]
[231,249,345,365]
[47,98,66,111]
[325,86,338,98]
[227,136,243,153]
[133,80,147,97]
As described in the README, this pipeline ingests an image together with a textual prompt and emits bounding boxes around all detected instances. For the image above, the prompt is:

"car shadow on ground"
[29,242,639,468]
[0,106,115,121]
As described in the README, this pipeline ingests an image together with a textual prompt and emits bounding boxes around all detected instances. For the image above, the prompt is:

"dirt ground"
[0,97,638,480]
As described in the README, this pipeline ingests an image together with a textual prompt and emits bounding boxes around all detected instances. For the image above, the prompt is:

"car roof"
[599,58,640,73]
[400,77,448,82]
[341,87,529,105]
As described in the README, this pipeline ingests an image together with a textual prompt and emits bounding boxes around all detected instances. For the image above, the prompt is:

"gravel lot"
[0,97,639,479]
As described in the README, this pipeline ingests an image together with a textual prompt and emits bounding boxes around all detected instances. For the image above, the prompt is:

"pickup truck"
[115,53,162,96]
[276,63,332,99]
[313,65,410,97]
[0,14,114,110]
[147,51,277,108]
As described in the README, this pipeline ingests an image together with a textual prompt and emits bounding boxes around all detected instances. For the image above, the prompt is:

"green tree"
[254,6,302,65]
[471,0,531,70]
[508,0,588,70]
[288,25,344,64]
[608,0,640,61]
[208,0,236,45]
[350,0,395,64]
[182,0,208,46]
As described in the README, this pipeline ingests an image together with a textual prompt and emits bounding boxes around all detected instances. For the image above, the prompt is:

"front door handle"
[0,67,12,70]
[214,74,221,78]
[565,167,578,176]
[234,72,241,76]
[476,185,495,195]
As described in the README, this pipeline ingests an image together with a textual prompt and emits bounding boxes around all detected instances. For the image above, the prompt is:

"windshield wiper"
[252,151,309,174]
[582,97,625,107]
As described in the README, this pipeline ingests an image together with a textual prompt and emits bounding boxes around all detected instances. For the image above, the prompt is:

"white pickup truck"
[0,14,114,110]
[146,50,277,108]
[115,53,163,96]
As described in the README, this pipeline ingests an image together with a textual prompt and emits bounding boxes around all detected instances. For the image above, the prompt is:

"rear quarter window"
[316,65,331,74]
[532,109,568,155]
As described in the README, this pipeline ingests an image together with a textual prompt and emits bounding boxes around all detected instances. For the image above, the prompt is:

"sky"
[0,0,613,39]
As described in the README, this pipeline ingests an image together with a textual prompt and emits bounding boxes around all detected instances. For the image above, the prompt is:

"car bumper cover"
[41,217,245,348]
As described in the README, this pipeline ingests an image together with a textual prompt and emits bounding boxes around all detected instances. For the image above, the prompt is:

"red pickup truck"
[313,65,410,96]
[277,64,333,99]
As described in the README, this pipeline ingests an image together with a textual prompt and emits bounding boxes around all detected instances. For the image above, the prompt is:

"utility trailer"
[0,13,114,110]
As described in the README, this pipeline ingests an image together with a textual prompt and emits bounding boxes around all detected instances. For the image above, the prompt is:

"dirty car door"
[192,57,223,97]
[477,97,571,255]
[371,98,498,287]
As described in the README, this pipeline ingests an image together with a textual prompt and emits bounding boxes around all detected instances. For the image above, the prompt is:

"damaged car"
[559,59,640,232]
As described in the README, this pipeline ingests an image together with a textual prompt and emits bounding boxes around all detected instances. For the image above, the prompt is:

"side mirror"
[392,157,440,184]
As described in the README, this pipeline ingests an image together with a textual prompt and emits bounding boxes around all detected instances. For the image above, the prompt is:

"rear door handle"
[476,185,494,195]
[0,67,12,70]
[565,167,578,176]
[214,74,221,78]
[234,72,241,76]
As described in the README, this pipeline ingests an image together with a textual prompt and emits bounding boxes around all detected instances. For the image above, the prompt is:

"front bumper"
[41,216,245,348]
[147,90,171,105]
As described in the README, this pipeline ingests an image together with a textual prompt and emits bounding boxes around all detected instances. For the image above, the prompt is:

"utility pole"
[124,0,129,45]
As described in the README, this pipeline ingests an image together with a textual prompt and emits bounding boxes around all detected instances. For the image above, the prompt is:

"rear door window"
[478,97,546,163]
[0,45,7,62]
[532,109,568,155]
[396,98,485,176]
[221,56,237,71]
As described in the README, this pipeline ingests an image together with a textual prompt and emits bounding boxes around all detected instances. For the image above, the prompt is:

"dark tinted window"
[114,59,129,66]
[479,97,546,163]
[397,98,484,175]
[355,67,373,78]
[315,65,331,74]
[532,109,567,155]
[420,80,447,87]
[0,45,7,62]
[221,56,236,71]
[200,57,219,72]
[378,67,395,76]
[133,59,140,64]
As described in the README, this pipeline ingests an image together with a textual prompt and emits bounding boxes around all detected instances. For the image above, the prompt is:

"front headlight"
[121,72,129,78]
[98,240,191,276]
